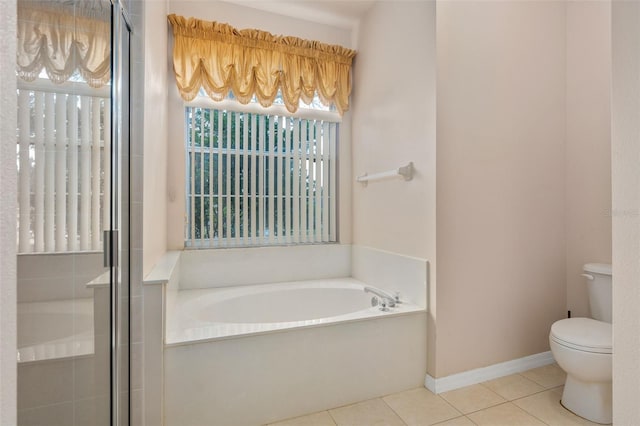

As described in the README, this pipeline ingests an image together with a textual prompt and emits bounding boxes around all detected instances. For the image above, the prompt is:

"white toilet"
[549,263,612,425]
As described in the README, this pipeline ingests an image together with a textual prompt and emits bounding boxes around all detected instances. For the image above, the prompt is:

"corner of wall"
[564,0,612,319]
[612,1,640,422]
[142,0,170,276]
[0,0,17,423]
[353,0,436,376]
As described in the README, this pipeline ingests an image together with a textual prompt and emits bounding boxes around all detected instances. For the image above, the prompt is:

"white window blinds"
[185,107,338,248]
[16,83,110,253]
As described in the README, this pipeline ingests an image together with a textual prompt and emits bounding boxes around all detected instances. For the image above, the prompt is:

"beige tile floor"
[268,364,604,426]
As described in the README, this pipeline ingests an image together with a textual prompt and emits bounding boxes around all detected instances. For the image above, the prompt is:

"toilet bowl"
[549,263,612,425]
[550,318,612,424]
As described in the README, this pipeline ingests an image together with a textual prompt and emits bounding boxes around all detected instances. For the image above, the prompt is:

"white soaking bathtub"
[17,298,94,363]
[165,278,423,345]
[164,276,428,426]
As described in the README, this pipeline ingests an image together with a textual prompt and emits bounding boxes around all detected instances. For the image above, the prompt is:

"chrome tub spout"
[364,286,398,308]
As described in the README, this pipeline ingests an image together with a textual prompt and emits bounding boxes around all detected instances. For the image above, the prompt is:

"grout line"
[518,365,566,389]
[431,415,478,426]
[445,383,507,416]
[479,371,565,402]
[462,400,552,426]
[326,396,378,412]
[326,407,339,426]
[379,395,409,426]
[324,410,338,426]
[511,402,553,426]
[464,415,479,425]
[18,400,74,413]
[509,402,552,426]
[459,400,510,416]
[511,390,560,426]
[476,381,510,400]
[435,393,465,417]
[266,410,338,426]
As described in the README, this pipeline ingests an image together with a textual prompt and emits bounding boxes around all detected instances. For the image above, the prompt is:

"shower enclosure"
[15,0,131,424]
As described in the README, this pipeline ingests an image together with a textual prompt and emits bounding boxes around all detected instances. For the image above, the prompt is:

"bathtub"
[165,278,423,345]
[17,298,94,363]
[17,296,109,425]
[164,276,428,426]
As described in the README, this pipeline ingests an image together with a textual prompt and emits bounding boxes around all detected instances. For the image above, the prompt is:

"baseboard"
[424,351,555,394]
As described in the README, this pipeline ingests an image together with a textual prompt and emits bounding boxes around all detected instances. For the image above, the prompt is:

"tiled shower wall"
[128,0,145,424]
[17,253,104,302]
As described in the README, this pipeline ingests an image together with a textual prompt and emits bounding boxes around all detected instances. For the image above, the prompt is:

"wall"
[565,1,612,318]
[179,245,351,289]
[352,0,436,372]
[166,0,354,250]
[139,0,168,422]
[611,0,640,423]
[351,2,436,259]
[0,0,17,423]
[142,0,168,277]
[435,1,567,377]
[17,253,104,302]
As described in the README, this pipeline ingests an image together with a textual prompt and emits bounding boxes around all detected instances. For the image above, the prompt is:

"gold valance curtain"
[17,2,111,88]
[168,14,356,114]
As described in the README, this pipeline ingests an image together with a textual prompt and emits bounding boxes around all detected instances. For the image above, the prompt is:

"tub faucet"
[364,286,397,308]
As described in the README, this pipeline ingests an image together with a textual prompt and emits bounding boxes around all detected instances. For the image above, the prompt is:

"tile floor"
[267,364,604,426]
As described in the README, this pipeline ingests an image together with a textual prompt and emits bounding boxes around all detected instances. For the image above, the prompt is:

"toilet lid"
[550,318,612,354]
[583,263,612,276]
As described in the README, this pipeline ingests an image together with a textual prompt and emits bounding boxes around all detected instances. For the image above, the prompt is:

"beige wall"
[165,1,354,250]
[612,1,640,422]
[435,1,567,377]
[352,1,436,260]
[142,0,169,276]
[352,0,436,372]
[565,1,612,318]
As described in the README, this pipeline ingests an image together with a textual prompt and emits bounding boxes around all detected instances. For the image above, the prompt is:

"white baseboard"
[424,351,555,394]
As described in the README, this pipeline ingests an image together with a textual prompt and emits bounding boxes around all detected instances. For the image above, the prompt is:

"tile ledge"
[86,271,109,288]
[143,250,181,286]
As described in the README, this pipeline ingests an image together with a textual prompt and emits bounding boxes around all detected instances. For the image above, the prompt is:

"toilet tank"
[583,263,612,323]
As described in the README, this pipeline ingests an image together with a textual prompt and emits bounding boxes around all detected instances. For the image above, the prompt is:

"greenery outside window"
[185,100,339,248]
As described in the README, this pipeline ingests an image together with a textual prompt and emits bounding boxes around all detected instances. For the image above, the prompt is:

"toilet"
[549,263,612,425]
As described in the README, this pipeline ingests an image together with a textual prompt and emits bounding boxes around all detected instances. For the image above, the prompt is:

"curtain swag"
[167,14,356,114]
[17,2,111,88]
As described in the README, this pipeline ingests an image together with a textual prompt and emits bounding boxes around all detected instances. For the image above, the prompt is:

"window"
[15,1,112,254]
[185,103,338,248]
[169,16,353,249]
[16,79,110,253]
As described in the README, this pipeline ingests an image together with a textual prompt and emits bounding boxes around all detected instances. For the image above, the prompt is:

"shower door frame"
[109,2,131,425]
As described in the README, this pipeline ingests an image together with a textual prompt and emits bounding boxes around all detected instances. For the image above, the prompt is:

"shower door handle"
[103,230,119,268]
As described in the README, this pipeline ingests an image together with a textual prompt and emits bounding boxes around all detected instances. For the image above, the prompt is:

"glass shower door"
[15,1,130,424]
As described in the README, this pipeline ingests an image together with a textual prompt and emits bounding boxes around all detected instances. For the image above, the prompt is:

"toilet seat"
[550,318,612,355]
